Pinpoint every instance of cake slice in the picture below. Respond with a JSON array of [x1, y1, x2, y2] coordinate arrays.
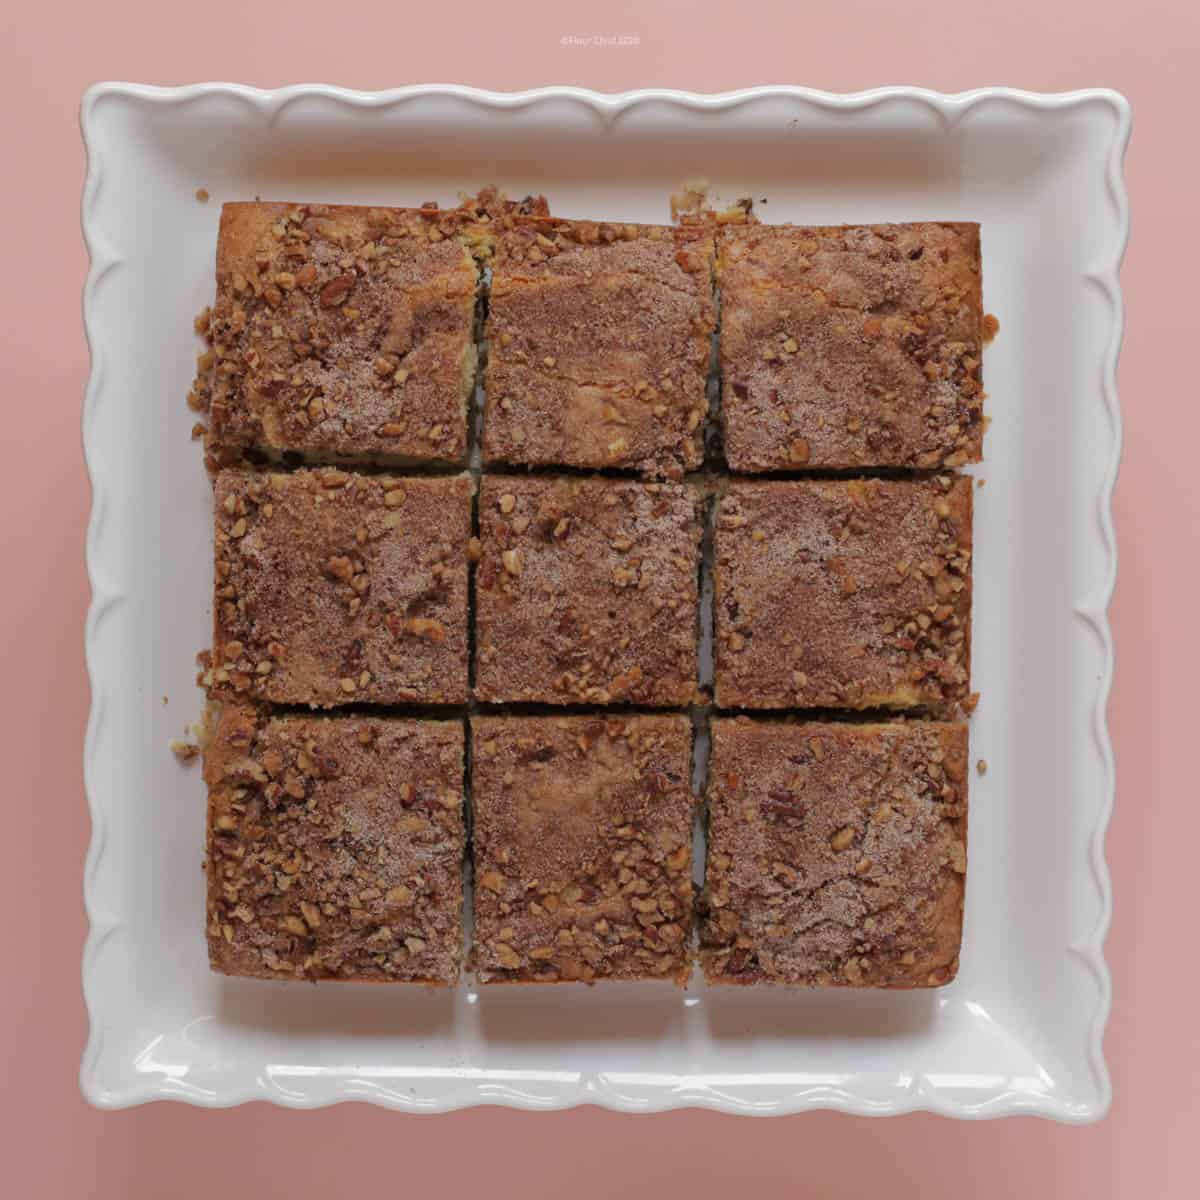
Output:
[[471, 715, 696, 983], [718, 222, 985, 471], [714, 476, 972, 712], [207, 202, 479, 465], [211, 468, 471, 707], [474, 475, 701, 706], [702, 718, 968, 987], [205, 703, 465, 983], [484, 216, 715, 478]]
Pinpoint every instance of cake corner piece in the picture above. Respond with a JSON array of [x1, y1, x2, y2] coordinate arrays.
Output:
[[717, 220, 984, 472], [205, 702, 466, 984], [208, 201, 479, 467], [701, 717, 967, 988]]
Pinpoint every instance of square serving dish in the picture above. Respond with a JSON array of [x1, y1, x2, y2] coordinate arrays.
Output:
[[80, 84, 1128, 1120]]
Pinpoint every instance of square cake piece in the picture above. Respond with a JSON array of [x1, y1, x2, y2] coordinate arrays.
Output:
[[475, 475, 701, 706], [701, 718, 968, 987], [718, 223, 984, 471], [211, 468, 471, 707], [207, 202, 478, 465], [471, 715, 695, 983], [484, 217, 715, 478], [205, 703, 465, 983], [714, 477, 972, 712]]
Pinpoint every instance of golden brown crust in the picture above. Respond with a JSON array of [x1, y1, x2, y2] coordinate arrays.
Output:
[[470, 715, 695, 983], [701, 718, 967, 987], [718, 223, 984, 471], [474, 475, 701, 706], [211, 468, 471, 707], [205, 703, 465, 983], [208, 202, 478, 465], [714, 477, 972, 712], [484, 217, 715, 478]]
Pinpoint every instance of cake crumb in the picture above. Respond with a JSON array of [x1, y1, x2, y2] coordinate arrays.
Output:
[[189, 702, 219, 752], [977, 478, 986, 489], [983, 313, 1000, 342], [195, 188, 210, 204], [170, 739, 200, 764], [670, 179, 710, 221], [670, 180, 754, 225], [977, 758, 988, 775]]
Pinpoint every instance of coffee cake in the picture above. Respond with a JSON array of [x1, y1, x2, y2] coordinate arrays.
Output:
[[484, 217, 715, 478], [474, 475, 701, 706], [718, 222, 984, 471], [211, 468, 471, 707], [701, 718, 967, 987], [205, 703, 465, 983], [471, 715, 695, 983], [207, 202, 479, 465], [714, 477, 972, 712]]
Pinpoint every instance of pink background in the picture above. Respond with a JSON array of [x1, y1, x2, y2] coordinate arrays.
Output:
[[2, 0, 1194, 1193]]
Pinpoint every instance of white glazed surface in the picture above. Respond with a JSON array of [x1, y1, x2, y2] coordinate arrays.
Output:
[[81, 84, 1128, 1119]]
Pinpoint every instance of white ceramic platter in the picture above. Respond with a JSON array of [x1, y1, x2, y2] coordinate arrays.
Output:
[[81, 84, 1128, 1120]]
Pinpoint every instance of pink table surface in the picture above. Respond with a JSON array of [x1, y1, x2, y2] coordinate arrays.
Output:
[[3, 1, 1194, 1194]]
